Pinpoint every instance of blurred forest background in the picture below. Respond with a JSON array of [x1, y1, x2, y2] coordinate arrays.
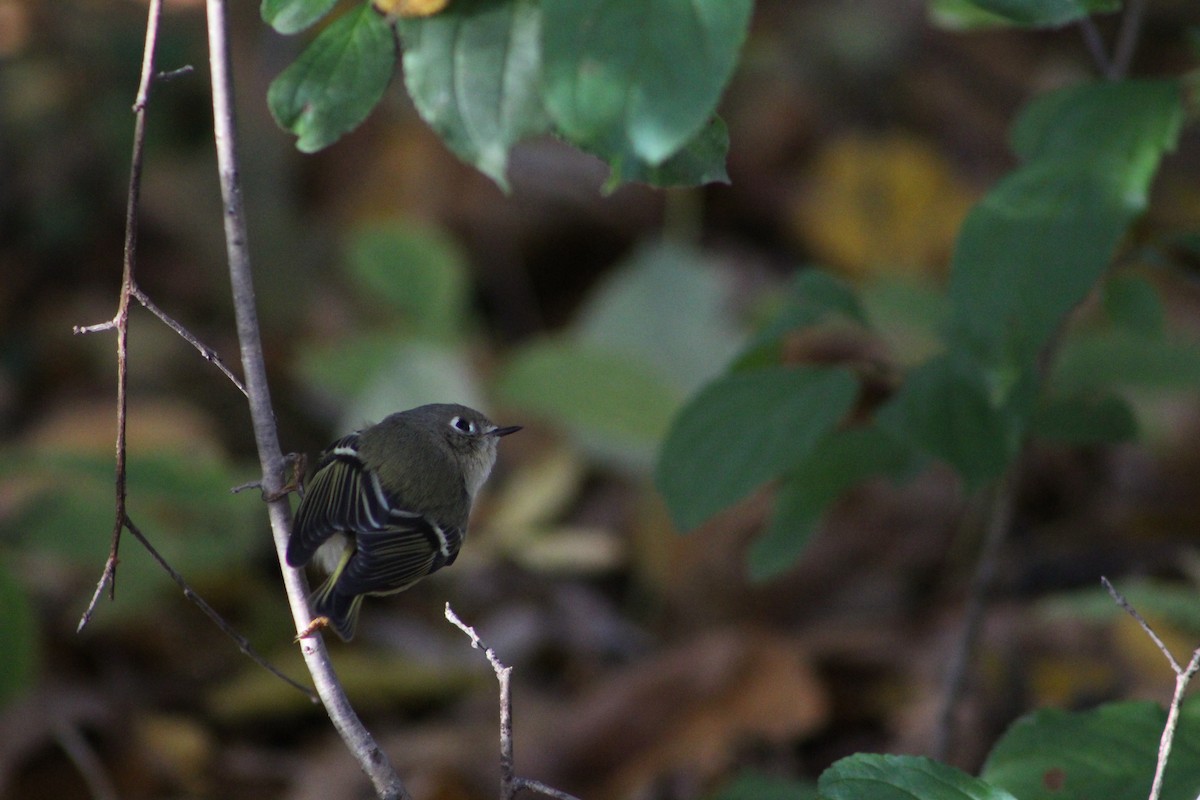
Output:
[[3, 0, 1200, 798]]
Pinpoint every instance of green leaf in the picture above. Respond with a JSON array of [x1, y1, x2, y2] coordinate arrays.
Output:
[[1031, 391, 1137, 444], [337, 341, 487, 432], [983, 701, 1200, 800], [5, 452, 264, 621], [262, 0, 339, 34], [345, 222, 469, 340], [928, 0, 1017, 29], [1040, 578, 1200, 634], [1050, 329, 1200, 394], [820, 754, 1017, 800], [398, 0, 548, 190], [495, 339, 682, 465], [573, 241, 744, 396], [876, 353, 1018, 486], [735, 270, 867, 370], [656, 366, 858, 532], [268, 5, 396, 152], [750, 427, 919, 580], [1104, 274, 1164, 335], [948, 80, 1182, 379], [859, 277, 949, 367], [930, 0, 1120, 28], [542, 0, 752, 166], [0, 563, 38, 706], [605, 116, 730, 191]]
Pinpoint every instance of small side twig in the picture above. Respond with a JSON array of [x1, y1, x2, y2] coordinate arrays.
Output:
[[76, 0, 165, 622], [1111, 0, 1146, 80], [445, 604, 583, 800], [122, 515, 317, 701], [1102, 577, 1200, 800], [1078, 16, 1114, 79], [131, 286, 248, 396], [53, 719, 120, 800]]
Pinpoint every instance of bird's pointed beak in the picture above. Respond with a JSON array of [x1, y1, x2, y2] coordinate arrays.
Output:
[[492, 425, 522, 437]]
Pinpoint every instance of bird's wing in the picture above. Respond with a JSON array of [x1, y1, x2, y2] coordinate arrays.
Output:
[[335, 519, 463, 597], [287, 433, 389, 567]]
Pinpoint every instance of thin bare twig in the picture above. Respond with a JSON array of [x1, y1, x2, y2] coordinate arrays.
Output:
[[933, 472, 1015, 762], [122, 516, 317, 701], [76, 0, 163, 627], [203, 2, 408, 797], [1101, 576, 1180, 672], [75, 0, 310, 706], [130, 285, 248, 396], [1102, 577, 1200, 800], [1111, 0, 1146, 80], [1078, 16, 1114, 79], [446, 604, 584, 800], [53, 719, 120, 800]]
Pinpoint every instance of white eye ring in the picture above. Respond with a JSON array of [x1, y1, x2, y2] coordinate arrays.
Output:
[[450, 416, 477, 434]]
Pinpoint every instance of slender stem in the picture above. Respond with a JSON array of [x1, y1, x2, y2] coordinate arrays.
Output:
[[122, 516, 316, 700], [933, 473, 1015, 761], [1103, 577, 1200, 800], [1078, 16, 1114, 79], [1111, 0, 1146, 80], [53, 720, 119, 800], [445, 604, 583, 800], [203, 2, 408, 797]]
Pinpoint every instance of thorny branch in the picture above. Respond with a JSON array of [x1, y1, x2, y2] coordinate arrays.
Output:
[[74, 0, 305, 697], [445, 605, 583, 800], [1103, 577, 1200, 800]]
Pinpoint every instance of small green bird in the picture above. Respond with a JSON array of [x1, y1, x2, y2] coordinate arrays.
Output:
[[287, 403, 520, 641]]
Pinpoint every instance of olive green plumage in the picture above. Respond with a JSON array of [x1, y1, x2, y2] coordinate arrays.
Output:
[[287, 403, 520, 641]]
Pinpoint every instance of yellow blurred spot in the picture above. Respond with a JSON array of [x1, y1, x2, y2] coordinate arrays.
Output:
[[374, 0, 450, 17], [790, 132, 977, 282]]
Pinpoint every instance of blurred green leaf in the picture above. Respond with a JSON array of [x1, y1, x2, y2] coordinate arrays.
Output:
[[605, 116, 730, 191], [821, 754, 1016, 800], [750, 427, 920, 581], [0, 562, 37, 707], [877, 353, 1019, 486], [928, 0, 1016, 28], [4, 452, 264, 620], [542, 0, 752, 166], [983, 701, 1200, 800], [1103, 274, 1164, 336], [859, 277, 949, 367], [574, 241, 743, 395], [495, 339, 681, 466], [1050, 329, 1200, 394], [398, 0, 548, 190], [337, 341, 487, 432], [710, 770, 819, 800], [1030, 391, 1137, 444], [297, 331, 412, 399], [346, 222, 470, 340], [1039, 578, 1200, 633], [948, 80, 1182, 379], [262, 0, 338, 34], [268, 4, 396, 152], [735, 269, 867, 370], [932, 0, 1119, 28], [656, 366, 858, 532]]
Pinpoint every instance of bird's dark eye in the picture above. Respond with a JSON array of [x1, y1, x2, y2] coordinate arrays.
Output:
[[450, 416, 476, 434]]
